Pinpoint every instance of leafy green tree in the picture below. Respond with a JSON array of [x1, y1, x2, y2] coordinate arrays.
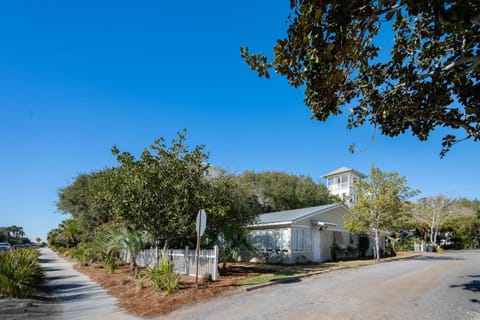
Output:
[[47, 219, 80, 249], [54, 131, 265, 251], [411, 195, 476, 244], [47, 228, 61, 248], [346, 166, 417, 261], [443, 213, 480, 249], [237, 171, 335, 213], [0, 226, 30, 244], [413, 195, 477, 245], [57, 170, 117, 243], [204, 174, 262, 246], [0, 228, 7, 242], [242, 0, 480, 156], [108, 130, 211, 247]]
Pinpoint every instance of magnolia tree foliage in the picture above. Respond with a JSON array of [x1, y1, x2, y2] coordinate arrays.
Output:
[[106, 130, 217, 247], [242, 0, 480, 156], [346, 166, 418, 261], [57, 170, 117, 243], [55, 131, 261, 249]]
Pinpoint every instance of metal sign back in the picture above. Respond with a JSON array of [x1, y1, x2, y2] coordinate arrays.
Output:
[[196, 209, 207, 236]]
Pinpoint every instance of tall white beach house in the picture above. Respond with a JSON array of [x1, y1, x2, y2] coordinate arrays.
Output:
[[322, 167, 367, 206]]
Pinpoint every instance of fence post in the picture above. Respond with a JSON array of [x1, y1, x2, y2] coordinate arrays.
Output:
[[185, 246, 190, 275], [212, 245, 219, 281]]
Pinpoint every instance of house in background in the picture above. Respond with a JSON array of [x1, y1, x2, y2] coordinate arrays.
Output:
[[243, 166, 386, 263], [245, 203, 354, 263], [322, 167, 367, 207]]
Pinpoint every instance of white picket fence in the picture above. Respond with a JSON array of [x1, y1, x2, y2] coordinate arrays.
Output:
[[122, 245, 219, 281], [414, 241, 426, 252]]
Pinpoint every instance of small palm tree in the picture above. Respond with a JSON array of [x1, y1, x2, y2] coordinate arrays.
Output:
[[107, 226, 150, 278], [58, 219, 79, 249], [218, 224, 253, 273]]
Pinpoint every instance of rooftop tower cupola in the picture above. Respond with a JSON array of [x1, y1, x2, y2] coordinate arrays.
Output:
[[322, 167, 367, 206]]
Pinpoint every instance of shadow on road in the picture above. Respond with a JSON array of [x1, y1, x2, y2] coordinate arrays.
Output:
[[42, 267, 64, 272], [449, 274, 480, 303], [44, 275, 78, 281], [47, 283, 88, 292], [450, 280, 480, 292], [411, 255, 464, 261], [58, 292, 100, 302], [272, 277, 302, 284]]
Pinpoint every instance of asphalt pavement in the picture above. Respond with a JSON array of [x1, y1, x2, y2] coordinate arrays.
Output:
[[4, 248, 479, 320], [160, 250, 480, 320]]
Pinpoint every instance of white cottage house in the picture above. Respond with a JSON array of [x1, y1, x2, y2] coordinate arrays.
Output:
[[246, 203, 355, 264]]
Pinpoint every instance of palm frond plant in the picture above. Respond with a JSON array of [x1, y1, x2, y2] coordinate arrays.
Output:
[[106, 226, 151, 277], [0, 249, 43, 298], [147, 247, 180, 294]]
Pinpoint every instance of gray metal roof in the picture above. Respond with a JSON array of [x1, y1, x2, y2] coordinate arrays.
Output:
[[252, 203, 344, 227], [321, 166, 367, 178]]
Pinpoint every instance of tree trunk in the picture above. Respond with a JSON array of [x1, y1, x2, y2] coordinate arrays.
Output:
[[374, 229, 380, 263], [430, 226, 435, 243], [131, 256, 138, 278]]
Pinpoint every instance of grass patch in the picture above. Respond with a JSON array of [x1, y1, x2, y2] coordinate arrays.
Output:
[[235, 253, 419, 286], [235, 264, 328, 286], [237, 274, 291, 285]]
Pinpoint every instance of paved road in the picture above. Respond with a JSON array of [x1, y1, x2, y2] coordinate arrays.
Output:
[[39, 247, 140, 320], [162, 250, 480, 320]]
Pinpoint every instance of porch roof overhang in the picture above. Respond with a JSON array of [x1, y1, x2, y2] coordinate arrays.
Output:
[[248, 221, 292, 230], [311, 220, 337, 228]]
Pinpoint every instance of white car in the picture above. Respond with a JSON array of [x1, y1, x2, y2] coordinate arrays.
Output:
[[0, 242, 12, 252]]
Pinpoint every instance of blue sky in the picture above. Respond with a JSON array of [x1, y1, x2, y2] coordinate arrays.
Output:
[[1, 1, 478, 241]]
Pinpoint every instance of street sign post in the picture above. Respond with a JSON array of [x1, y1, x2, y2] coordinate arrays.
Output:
[[195, 209, 207, 284]]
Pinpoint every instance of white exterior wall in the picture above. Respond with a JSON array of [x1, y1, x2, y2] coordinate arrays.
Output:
[[316, 207, 347, 229]]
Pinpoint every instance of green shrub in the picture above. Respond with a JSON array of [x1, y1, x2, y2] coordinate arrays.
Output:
[[69, 247, 90, 266], [147, 249, 180, 294], [0, 249, 43, 298], [106, 256, 119, 273]]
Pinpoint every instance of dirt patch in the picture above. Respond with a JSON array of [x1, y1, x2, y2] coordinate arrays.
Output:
[[73, 263, 259, 317]]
